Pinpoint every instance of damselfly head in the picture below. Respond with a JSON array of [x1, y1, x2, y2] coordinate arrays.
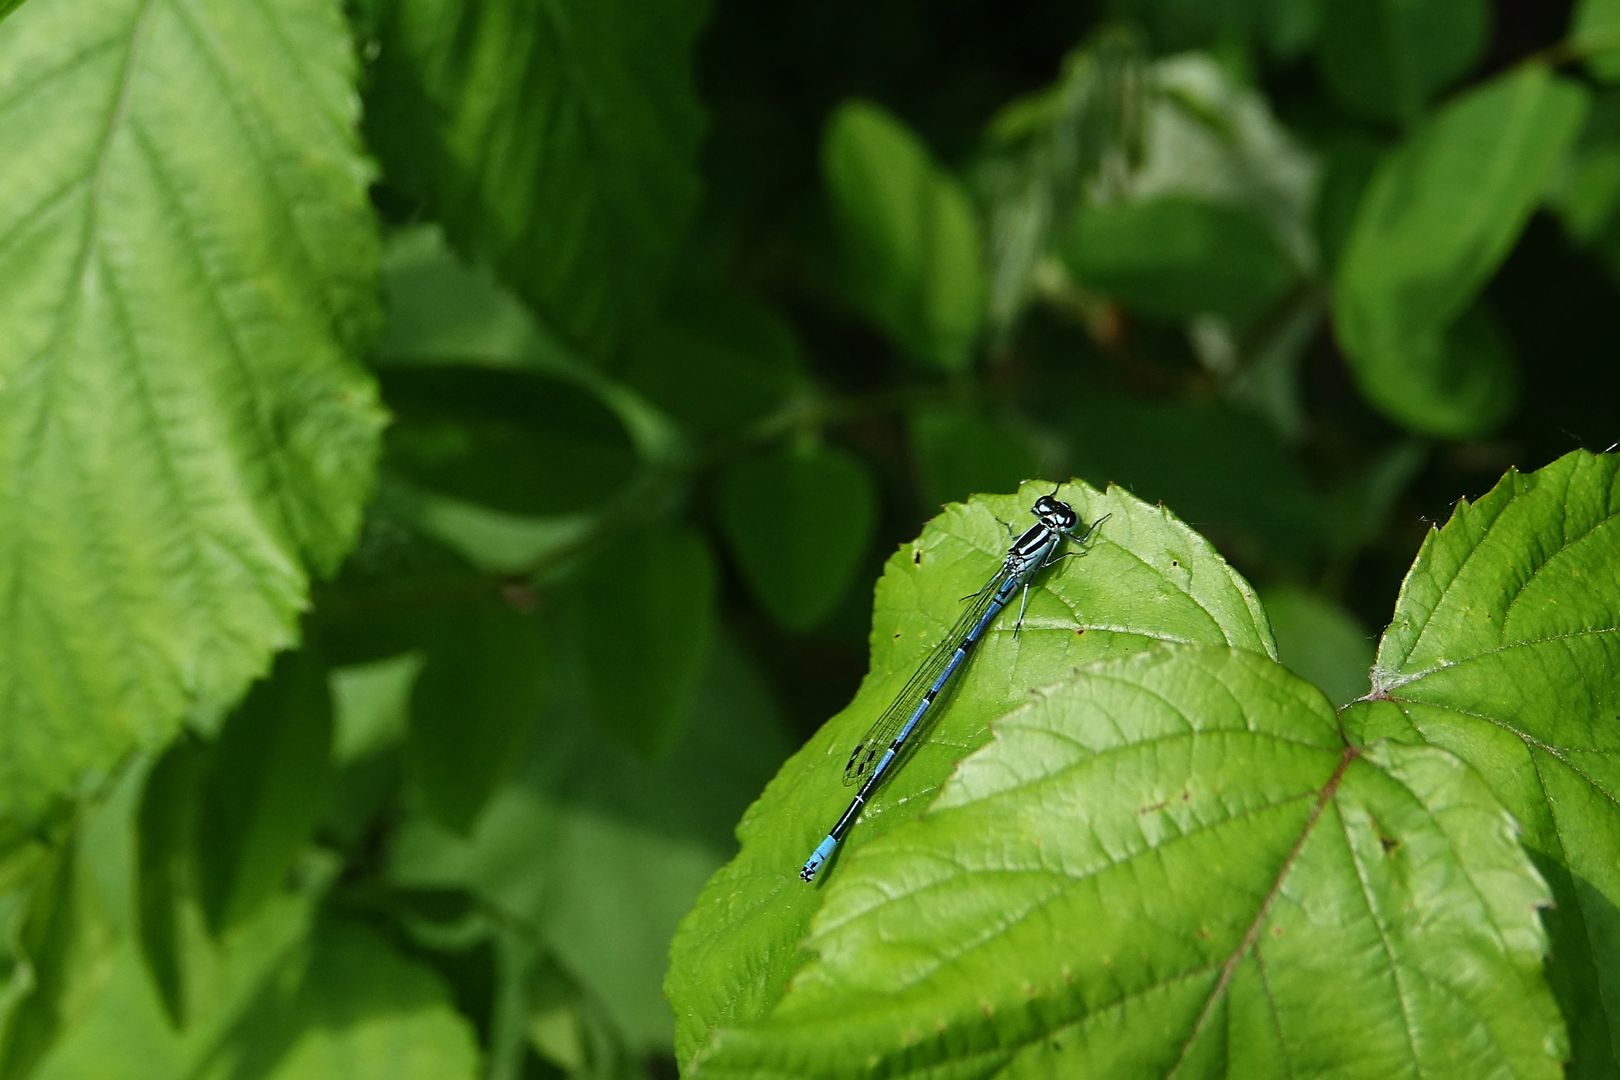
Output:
[[1032, 493, 1079, 533]]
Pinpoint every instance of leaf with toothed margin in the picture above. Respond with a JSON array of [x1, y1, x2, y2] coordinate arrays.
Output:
[[0, 0, 383, 844], [667, 478, 1279, 1065], [680, 645, 1563, 1078], [1345, 449, 1620, 1078]]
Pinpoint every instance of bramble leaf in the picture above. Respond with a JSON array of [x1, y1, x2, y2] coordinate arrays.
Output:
[[693, 648, 1560, 1078], [1347, 449, 1620, 1076], [668, 479, 1278, 1064]]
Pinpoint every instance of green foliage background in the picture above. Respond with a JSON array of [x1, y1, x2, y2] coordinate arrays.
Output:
[[0, 0, 1616, 1077]]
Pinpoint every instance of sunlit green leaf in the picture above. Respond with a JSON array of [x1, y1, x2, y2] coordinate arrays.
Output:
[[823, 101, 987, 370], [685, 645, 1561, 1078], [362, 0, 708, 354], [1346, 449, 1620, 1077], [717, 445, 876, 631], [1335, 66, 1587, 437], [0, 0, 384, 841], [668, 480, 1276, 1062]]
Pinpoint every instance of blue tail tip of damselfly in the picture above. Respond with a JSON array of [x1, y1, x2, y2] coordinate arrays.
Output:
[[800, 836, 839, 882]]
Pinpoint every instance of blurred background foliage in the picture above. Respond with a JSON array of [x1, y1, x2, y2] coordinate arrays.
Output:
[[1, 0, 1618, 1077]]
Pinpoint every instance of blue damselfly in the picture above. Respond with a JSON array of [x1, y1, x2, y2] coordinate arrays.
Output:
[[800, 491, 1099, 882]]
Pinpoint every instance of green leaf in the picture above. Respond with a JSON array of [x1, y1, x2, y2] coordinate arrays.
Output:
[[1069, 396, 1325, 566], [1259, 584, 1374, 707], [408, 600, 546, 832], [1342, 301, 1519, 439], [1345, 449, 1620, 1077], [822, 101, 987, 370], [0, 843, 71, 1080], [1124, 57, 1319, 274], [621, 281, 808, 437], [362, 0, 708, 355], [1063, 196, 1295, 322], [1574, 0, 1620, 82], [392, 634, 792, 1053], [686, 646, 1562, 1078], [716, 445, 876, 632], [196, 651, 334, 935], [907, 404, 1043, 513], [135, 746, 200, 1026], [978, 32, 1146, 340], [578, 526, 716, 758], [668, 480, 1276, 1062], [378, 224, 563, 367], [1316, 0, 1489, 124], [325, 653, 417, 850], [1549, 89, 1620, 244], [0, 0, 384, 840], [382, 364, 637, 517], [1334, 66, 1587, 437], [21, 904, 480, 1080], [223, 916, 481, 1079]]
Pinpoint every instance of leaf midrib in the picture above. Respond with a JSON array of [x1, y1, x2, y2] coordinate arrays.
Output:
[[1167, 745, 1357, 1076]]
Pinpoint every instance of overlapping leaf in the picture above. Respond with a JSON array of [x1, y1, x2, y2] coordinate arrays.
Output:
[[670, 456, 1620, 1077], [1346, 449, 1620, 1077], [693, 648, 1560, 1078]]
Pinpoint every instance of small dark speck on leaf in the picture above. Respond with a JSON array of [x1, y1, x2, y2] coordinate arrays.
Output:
[[1074, 626, 1087, 635], [1270, 926, 1285, 938], [913, 549, 922, 565], [1380, 836, 1400, 854], [1170, 559, 1179, 568]]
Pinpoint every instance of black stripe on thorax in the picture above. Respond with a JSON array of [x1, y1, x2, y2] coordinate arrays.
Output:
[[1012, 523, 1057, 559]]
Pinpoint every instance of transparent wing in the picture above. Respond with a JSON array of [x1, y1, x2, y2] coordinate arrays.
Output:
[[841, 566, 1010, 786]]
